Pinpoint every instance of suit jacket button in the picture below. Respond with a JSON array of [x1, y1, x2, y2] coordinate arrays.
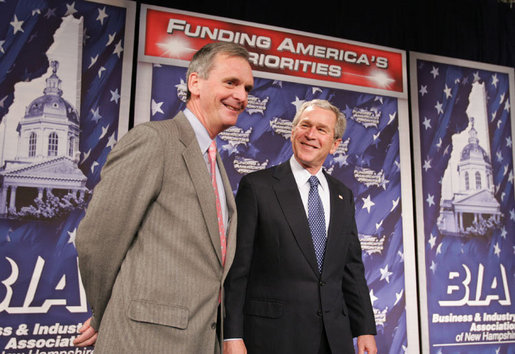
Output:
[[211, 322, 217, 329], [317, 310, 323, 317], [319, 281, 326, 286]]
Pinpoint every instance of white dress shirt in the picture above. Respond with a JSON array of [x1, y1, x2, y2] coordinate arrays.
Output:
[[184, 108, 228, 231]]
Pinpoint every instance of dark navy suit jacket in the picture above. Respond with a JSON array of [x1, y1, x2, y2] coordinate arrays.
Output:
[[224, 161, 376, 353]]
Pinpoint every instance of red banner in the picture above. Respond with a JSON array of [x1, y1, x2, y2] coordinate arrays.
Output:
[[141, 7, 405, 94]]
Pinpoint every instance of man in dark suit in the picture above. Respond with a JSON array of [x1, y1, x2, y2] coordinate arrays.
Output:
[[224, 99, 377, 354]]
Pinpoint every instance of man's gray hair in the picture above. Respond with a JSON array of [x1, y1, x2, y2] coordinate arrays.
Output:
[[186, 42, 250, 101], [291, 99, 347, 139]]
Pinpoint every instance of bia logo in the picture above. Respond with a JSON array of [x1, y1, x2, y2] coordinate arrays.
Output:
[[439, 263, 511, 307], [0, 256, 87, 314]]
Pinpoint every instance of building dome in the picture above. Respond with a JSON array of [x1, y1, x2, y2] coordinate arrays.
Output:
[[23, 61, 79, 124], [460, 118, 490, 164], [25, 94, 79, 123], [460, 142, 490, 162]]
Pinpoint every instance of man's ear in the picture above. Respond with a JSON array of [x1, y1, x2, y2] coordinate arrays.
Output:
[[330, 138, 342, 154], [188, 72, 201, 96]]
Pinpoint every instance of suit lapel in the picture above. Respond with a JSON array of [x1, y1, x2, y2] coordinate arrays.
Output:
[[323, 174, 350, 275], [175, 113, 224, 266], [218, 152, 237, 275], [273, 162, 320, 277]]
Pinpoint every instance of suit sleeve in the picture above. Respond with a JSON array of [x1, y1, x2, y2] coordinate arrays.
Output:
[[76, 124, 165, 330], [223, 175, 258, 339], [341, 191, 377, 337]]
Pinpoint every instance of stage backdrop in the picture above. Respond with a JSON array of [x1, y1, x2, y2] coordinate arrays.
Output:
[[0, 0, 135, 353], [135, 5, 418, 353], [410, 52, 515, 353]]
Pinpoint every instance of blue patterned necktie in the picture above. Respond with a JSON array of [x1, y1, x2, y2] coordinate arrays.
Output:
[[308, 176, 327, 273]]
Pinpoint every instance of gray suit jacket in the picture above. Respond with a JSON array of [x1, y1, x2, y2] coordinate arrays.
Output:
[[76, 112, 237, 353]]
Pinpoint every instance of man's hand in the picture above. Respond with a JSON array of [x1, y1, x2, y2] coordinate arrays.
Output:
[[357, 334, 377, 354], [223, 339, 247, 354], [73, 317, 98, 347]]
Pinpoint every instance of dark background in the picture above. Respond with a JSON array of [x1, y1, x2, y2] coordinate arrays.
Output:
[[136, 0, 514, 68]]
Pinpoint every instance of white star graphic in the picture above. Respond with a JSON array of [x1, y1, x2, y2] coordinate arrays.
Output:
[[90, 161, 99, 173], [10, 15, 24, 34], [394, 289, 404, 306], [369, 289, 378, 305], [397, 250, 404, 262], [430, 260, 437, 273], [443, 84, 452, 99], [113, 40, 123, 58], [422, 117, 431, 130], [435, 101, 443, 114], [428, 233, 436, 249], [106, 32, 116, 46], [151, 99, 164, 116], [496, 151, 503, 162], [388, 112, 396, 125], [362, 195, 375, 213], [493, 242, 501, 257], [99, 125, 109, 139], [106, 133, 117, 149], [97, 6, 108, 25], [291, 96, 305, 111], [91, 107, 102, 123], [88, 54, 98, 69], [65, 2, 78, 16], [491, 74, 499, 88], [110, 88, 120, 104], [391, 197, 399, 212], [380, 264, 393, 283], [423, 159, 431, 172], [67, 228, 77, 246], [97, 66, 106, 78], [430, 66, 439, 78], [81, 149, 91, 164], [426, 194, 435, 207], [419, 85, 428, 96]]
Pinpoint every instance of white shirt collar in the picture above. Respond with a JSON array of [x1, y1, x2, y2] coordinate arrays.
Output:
[[289, 156, 328, 192]]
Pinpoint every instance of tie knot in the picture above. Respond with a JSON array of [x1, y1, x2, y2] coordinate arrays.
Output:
[[308, 175, 319, 188], [208, 140, 217, 161]]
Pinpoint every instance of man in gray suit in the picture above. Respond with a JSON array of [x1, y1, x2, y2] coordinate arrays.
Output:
[[73, 42, 254, 353]]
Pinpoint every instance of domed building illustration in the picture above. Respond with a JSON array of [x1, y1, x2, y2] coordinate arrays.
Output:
[[0, 61, 88, 218], [437, 118, 502, 236]]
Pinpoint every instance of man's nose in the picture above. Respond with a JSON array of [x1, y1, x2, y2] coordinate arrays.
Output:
[[233, 85, 248, 101], [305, 126, 317, 138]]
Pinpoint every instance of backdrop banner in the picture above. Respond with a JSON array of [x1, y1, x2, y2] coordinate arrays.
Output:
[[410, 52, 515, 353], [136, 5, 418, 353], [0, 0, 135, 353]]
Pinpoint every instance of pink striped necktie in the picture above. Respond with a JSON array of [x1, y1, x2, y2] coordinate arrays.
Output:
[[208, 140, 227, 266]]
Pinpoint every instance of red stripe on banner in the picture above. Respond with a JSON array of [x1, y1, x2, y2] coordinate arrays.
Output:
[[143, 8, 404, 93]]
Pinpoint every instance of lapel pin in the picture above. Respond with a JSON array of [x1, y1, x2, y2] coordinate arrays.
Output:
[[338, 194, 343, 199]]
